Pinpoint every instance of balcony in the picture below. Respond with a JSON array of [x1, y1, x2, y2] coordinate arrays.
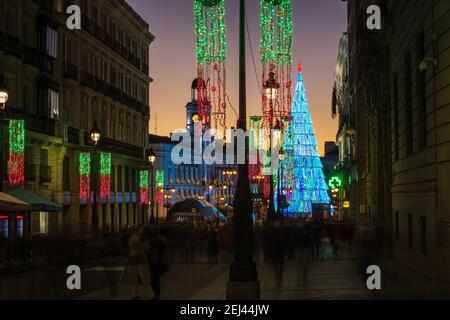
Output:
[[80, 71, 149, 116], [63, 62, 78, 81], [40, 165, 52, 183], [81, 17, 144, 74], [7, 109, 56, 137], [142, 63, 149, 76], [0, 32, 53, 73], [83, 132, 143, 159], [68, 126, 80, 145]]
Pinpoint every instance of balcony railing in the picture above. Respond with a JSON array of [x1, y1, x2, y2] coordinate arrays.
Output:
[[68, 126, 80, 145], [80, 71, 149, 116], [0, 32, 53, 73], [83, 132, 143, 159], [63, 62, 78, 81], [81, 16, 143, 74]]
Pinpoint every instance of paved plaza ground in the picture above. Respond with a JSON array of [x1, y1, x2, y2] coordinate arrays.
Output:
[[1, 239, 449, 300]]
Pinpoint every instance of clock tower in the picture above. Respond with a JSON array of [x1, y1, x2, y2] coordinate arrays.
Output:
[[186, 78, 211, 136]]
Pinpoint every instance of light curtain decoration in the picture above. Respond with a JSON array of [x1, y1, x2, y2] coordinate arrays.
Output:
[[79, 153, 91, 202], [194, 0, 228, 131], [260, 0, 293, 127], [139, 170, 149, 205], [100, 153, 112, 202], [8, 120, 25, 188]]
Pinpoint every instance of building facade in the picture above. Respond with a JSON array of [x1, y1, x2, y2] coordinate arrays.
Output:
[[387, 0, 450, 281], [336, 0, 450, 281], [149, 80, 237, 221], [0, 0, 154, 237]]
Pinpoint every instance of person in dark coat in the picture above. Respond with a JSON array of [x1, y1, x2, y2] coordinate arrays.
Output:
[[147, 229, 167, 300]]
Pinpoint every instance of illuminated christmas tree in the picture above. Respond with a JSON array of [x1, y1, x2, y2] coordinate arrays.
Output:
[[283, 65, 330, 215]]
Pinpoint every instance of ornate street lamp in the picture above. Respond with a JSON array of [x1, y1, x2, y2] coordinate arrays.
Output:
[[0, 78, 8, 193], [90, 121, 101, 146], [265, 65, 280, 100], [0, 78, 9, 110]]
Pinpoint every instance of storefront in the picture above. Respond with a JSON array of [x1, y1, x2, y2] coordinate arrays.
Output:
[[0, 192, 32, 240], [8, 190, 62, 237]]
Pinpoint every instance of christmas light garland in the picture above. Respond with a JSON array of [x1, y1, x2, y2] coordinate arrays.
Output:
[[156, 171, 164, 188], [194, 0, 228, 131], [260, 0, 293, 128], [139, 170, 149, 205], [8, 120, 25, 188], [100, 153, 112, 202], [80, 153, 91, 202]]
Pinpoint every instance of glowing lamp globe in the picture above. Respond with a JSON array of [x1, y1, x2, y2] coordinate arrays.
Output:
[[148, 148, 156, 165], [0, 81, 9, 109], [90, 121, 101, 145]]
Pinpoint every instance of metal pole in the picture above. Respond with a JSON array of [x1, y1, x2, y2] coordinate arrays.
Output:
[[150, 164, 155, 224], [277, 162, 281, 217], [227, 0, 259, 299], [92, 149, 98, 233]]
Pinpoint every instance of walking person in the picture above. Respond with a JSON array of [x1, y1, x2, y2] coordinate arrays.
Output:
[[147, 228, 168, 300], [122, 227, 151, 300], [207, 227, 219, 266]]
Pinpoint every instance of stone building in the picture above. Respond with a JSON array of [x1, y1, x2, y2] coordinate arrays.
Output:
[[386, 0, 450, 281], [0, 0, 154, 237], [336, 0, 450, 281]]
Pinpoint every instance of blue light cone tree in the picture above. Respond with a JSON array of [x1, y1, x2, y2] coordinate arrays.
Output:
[[282, 65, 330, 215]]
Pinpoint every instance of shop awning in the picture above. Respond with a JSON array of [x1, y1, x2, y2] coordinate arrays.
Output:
[[0, 192, 32, 212], [8, 190, 63, 212]]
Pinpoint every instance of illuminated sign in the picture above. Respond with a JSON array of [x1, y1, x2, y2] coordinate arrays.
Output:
[[328, 176, 343, 190], [343, 201, 350, 208]]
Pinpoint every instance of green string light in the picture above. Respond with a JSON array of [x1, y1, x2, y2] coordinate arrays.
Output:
[[80, 153, 91, 175], [140, 171, 149, 189], [194, 0, 227, 63], [156, 171, 164, 188], [260, 0, 293, 64], [100, 153, 112, 175]]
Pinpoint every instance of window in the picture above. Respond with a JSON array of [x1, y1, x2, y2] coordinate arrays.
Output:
[[408, 214, 413, 248], [393, 73, 399, 161], [395, 211, 399, 241], [0, 216, 8, 239], [404, 51, 413, 156], [420, 217, 427, 254], [63, 157, 70, 191], [416, 31, 427, 150], [125, 167, 130, 192], [32, 212, 48, 236], [48, 89, 59, 119], [46, 26, 58, 59], [16, 216, 24, 238], [118, 166, 123, 192]]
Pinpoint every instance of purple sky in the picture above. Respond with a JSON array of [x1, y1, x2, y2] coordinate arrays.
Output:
[[127, 0, 347, 155]]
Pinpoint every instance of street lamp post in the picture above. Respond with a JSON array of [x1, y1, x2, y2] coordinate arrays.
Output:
[[277, 148, 285, 218], [227, 0, 260, 300], [148, 148, 156, 225], [0, 78, 9, 193], [89, 121, 101, 234]]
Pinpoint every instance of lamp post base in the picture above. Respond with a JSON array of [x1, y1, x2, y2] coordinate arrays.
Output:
[[226, 281, 261, 300], [227, 262, 260, 300]]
